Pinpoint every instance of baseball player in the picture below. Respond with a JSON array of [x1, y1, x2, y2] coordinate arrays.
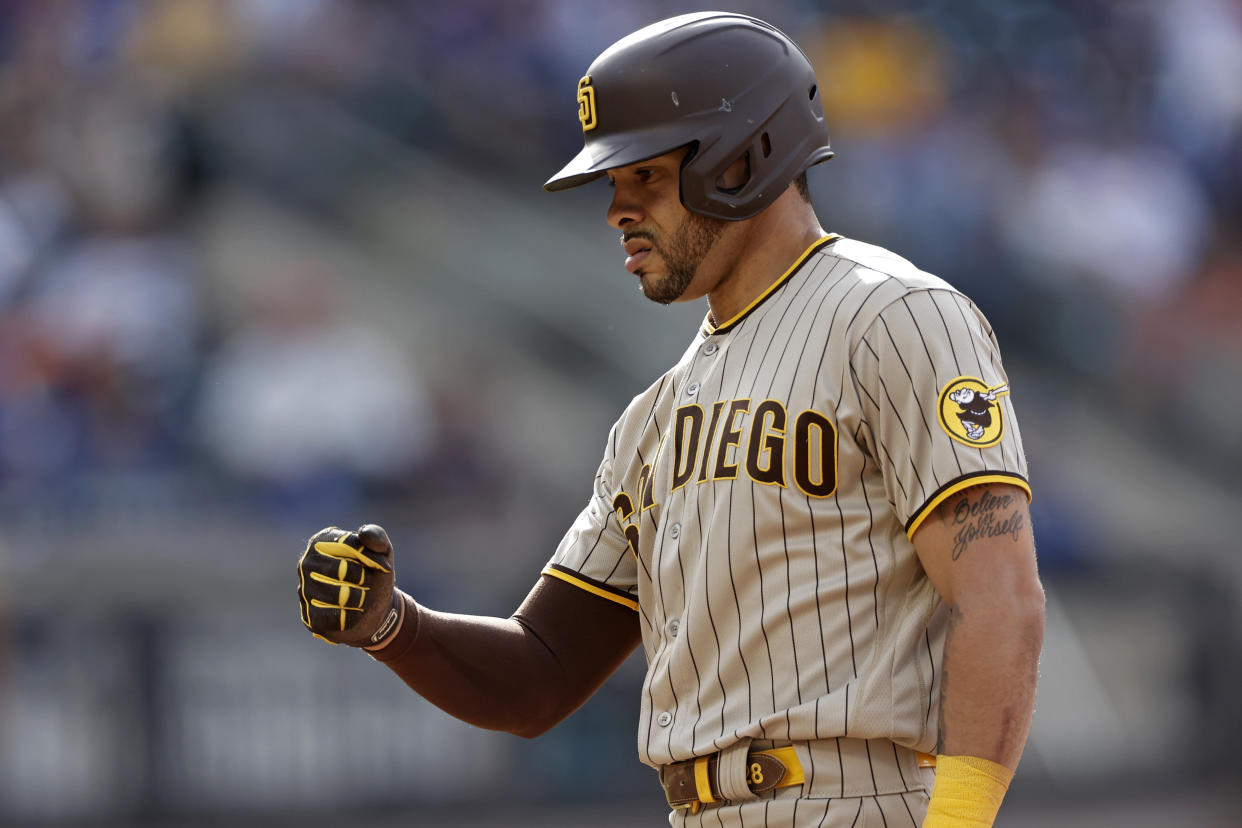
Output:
[[297, 12, 1044, 827]]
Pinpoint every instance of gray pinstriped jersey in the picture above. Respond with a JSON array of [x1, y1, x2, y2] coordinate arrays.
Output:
[[544, 235, 1030, 770]]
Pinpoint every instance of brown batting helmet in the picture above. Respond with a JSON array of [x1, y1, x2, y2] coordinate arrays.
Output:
[[544, 11, 833, 221]]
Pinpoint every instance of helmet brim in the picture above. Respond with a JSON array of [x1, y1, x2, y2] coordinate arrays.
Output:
[[543, 124, 701, 192], [542, 145, 609, 192]]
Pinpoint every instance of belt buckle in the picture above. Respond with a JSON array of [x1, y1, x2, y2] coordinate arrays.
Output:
[[663, 756, 711, 815], [665, 790, 702, 815]]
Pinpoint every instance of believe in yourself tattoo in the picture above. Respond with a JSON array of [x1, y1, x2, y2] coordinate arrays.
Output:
[[946, 488, 1024, 560]]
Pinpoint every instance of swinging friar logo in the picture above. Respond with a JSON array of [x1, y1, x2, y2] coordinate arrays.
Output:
[[937, 376, 1010, 447]]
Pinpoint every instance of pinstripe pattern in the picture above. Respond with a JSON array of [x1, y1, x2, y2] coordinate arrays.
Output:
[[546, 237, 1029, 807], [670, 784, 931, 828]]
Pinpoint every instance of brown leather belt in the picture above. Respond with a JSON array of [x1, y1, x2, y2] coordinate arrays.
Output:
[[660, 746, 804, 813], [660, 747, 937, 813]]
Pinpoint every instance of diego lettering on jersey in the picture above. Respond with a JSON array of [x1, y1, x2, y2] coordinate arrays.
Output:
[[670, 398, 838, 498]]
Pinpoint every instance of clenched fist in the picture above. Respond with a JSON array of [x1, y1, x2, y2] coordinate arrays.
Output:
[[297, 524, 403, 647]]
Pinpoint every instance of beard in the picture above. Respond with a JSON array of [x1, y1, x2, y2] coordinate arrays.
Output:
[[633, 210, 727, 305]]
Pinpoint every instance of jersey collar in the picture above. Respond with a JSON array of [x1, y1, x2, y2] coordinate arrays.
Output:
[[699, 234, 840, 338]]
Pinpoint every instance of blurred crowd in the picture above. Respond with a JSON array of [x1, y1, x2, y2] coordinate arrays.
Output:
[[1, 2, 1240, 823], [0, 0, 1239, 515]]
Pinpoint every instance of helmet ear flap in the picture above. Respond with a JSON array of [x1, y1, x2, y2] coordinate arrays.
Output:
[[681, 128, 775, 218], [679, 82, 833, 220], [715, 151, 752, 195]]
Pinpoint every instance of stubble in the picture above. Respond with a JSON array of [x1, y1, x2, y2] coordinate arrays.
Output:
[[634, 210, 727, 305]]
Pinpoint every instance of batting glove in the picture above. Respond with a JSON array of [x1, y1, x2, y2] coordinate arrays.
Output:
[[297, 524, 403, 647]]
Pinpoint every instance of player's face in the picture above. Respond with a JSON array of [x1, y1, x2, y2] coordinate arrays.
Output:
[[605, 150, 728, 305]]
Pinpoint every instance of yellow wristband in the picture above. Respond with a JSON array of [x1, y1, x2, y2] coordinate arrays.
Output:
[[921, 754, 1014, 828]]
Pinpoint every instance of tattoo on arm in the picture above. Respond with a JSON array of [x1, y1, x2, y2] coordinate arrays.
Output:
[[942, 488, 1025, 561], [936, 605, 961, 754], [936, 667, 948, 753]]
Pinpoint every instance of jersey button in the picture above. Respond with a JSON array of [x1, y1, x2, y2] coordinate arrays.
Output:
[[669, 523, 681, 539], [703, 342, 718, 355], [686, 383, 700, 397], [666, 618, 680, 637], [656, 712, 673, 727]]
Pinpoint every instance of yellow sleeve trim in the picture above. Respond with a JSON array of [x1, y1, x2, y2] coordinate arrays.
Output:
[[541, 566, 639, 612], [906, 473, 1032, 541]]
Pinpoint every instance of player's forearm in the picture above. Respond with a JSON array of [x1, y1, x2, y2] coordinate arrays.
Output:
[[368, 576, 641, 739], [369, 593, 568, 738], [937, 585, 1044, 770], [911, 484, 1045, 771]]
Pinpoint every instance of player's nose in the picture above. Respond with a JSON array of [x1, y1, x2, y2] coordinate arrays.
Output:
[[606, 186, 643, 229]]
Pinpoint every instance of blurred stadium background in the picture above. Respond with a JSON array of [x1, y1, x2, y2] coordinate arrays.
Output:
[[0, 1, 1240, 826]]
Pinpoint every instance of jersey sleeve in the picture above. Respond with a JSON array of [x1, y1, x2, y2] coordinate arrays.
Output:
[[542, 429, 640, 612], [848, 288, 1031, 540]]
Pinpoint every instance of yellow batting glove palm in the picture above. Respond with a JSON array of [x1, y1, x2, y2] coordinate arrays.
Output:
[[297, 524, 402, 647]]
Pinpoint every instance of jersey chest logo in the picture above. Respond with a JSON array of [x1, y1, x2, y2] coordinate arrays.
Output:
[[937, 376, 1009, 447], [609, 399, 838, 559], [670, 398, 838, 498]]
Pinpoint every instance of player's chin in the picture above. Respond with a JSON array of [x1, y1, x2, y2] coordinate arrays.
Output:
[[637, 272, 680, 305]]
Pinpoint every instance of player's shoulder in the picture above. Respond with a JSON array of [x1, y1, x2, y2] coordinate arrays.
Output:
[[815, 237, 974, 331], [818, 237, 1009, 368], [821, 237, 957, 296]]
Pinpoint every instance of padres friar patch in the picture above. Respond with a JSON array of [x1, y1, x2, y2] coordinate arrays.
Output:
[[937, 376, 1009, 447]]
